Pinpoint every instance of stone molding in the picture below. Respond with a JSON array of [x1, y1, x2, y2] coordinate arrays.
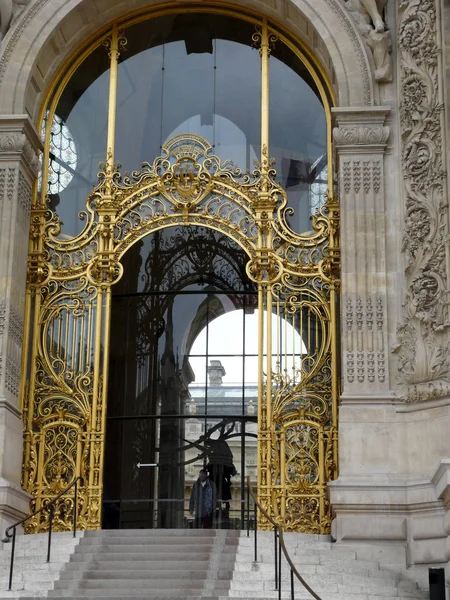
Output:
[[394, 0, 450, 403], [333, 125, 389, 147], [0, 115, 40, 175], [333, 106, 390, 151], [329, 475, 444, 512], [0, 115, 40, 179], [432, 459, 450, 508]]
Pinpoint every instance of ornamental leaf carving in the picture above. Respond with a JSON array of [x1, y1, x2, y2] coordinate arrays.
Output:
[[395, 0, 450, 402], [333, 125, 390, 146]]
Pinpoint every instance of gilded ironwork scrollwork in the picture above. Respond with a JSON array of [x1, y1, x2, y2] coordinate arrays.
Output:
[[22, 14, 339, 534]]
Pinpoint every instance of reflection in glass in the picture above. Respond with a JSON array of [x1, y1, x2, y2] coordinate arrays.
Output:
[[270, 42, 327, 234], [114, 14, 260, 172], [103, 226, 258, 529], [47, 44, 110, 238], [40, 113, 78, 195]]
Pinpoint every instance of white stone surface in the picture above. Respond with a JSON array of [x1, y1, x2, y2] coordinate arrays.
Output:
[[230, 532, 428, 599], [0, 531, 82, 598]]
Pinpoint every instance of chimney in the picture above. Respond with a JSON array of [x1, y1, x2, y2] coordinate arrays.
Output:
[[207, 360, 226, 385]]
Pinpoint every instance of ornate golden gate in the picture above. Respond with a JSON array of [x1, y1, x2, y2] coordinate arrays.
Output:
[[21, 14, 339, 533]]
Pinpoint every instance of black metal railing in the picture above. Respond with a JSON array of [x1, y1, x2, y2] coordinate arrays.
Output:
[[247, 476, 323, 600], [2, 476, 81, 591]]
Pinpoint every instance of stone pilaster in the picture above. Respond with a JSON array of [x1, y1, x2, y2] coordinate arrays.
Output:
[[333, 106, 391, 399], [0, 115, 40, 530]]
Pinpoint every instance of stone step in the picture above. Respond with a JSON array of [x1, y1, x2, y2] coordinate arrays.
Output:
[[238, 552, 380, 571], [58, 570, 234, 581], [43, 593, 427, 600], [84, 530, 222, 537], [2, 597, 428, 600], [69, 552, 236, 564], [73, 543, 237, 554], [76, 537, 232, 546], [53, 579, 232, 590], [229, 578, 417, 594], [232, 564, 399, 582], [64, 554, 234, 572]]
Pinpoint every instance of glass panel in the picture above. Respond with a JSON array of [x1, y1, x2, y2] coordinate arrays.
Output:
[[103, 416, 254, 529], [115, 14, 260, 171], [48, 44, 110, 238], [104, 225, 258, 528], [270, 41, 327, 235]]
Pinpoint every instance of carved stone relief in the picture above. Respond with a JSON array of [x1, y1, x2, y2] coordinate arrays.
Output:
[[0, 297, 5, 336], [18, 170, 31, 217], [345, 293, 386, 386], [5, 355, 20, 396], [0, 131, 39, 174], [0, 0, 31, 44], [8, 304, 23, 347], [395, 0, 449, 403], [344, 0, 392, 82]]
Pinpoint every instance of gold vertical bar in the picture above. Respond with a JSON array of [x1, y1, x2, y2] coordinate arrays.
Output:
[[284, 303, 287, 374], [64, 309, 69, 364], [280, 429, 286, 520], [98, 287, 113, 525], [27, 293, 41, 435], [300, 305, 303, 378], [87, 22, 121, 525], [86, 301, 93, 373], [105, 22, 120, 191], [318, 428, 325, 532], [257, 283, 264, 463], [71, 314, 77, 373], [260, 18, 269, 177], [79, 311, 85, 374], [276, 297, 280, 374], [89, 289, 103, 492], [330, 286, 339, 431], [266, 290, 273, 424], [19, 289, 32, 413]]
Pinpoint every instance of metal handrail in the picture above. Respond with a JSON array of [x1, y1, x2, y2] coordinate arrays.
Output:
[[247, 476, 323, 600], [2, 476, 81, 591]]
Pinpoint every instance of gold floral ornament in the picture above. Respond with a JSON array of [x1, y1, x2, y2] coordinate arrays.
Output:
[[22, 15, 339, 535]]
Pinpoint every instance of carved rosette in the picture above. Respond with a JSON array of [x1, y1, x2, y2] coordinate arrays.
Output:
[[395, 0, 450, 402]]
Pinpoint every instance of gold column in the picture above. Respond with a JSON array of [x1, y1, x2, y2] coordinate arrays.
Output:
[[88, 23, 125, 526], [255, 18, 276, 523]]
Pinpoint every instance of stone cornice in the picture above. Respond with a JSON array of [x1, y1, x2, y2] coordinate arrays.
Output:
[[332, 106, 391, 151], [431, 459, 450, 508], [0, 114, 41, 175]]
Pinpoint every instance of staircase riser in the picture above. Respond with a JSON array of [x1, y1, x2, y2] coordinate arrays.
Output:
[[0, 530, 427, 600]]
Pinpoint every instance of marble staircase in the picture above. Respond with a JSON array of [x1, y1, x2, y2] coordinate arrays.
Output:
[[0, 529, 428, 600]]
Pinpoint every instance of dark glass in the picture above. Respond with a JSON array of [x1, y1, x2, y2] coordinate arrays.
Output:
[[48, 44, 110, 238], [103, 226, 258, 528], [270, 42, 327, 234], [114, 14, 260, 172]]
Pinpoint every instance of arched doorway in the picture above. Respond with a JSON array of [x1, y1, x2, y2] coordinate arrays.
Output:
[[103, 225, 259, 529], [22, 6, 340, 534]]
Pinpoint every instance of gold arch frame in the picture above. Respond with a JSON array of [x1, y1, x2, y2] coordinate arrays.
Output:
[[22, 8, 340, 533]]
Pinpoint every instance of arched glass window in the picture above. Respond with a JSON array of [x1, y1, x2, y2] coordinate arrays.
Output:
[[41, 11, 329, 239]]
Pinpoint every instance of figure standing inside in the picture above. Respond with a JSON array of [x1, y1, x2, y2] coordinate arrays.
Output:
[[189, 468, 217, 529]]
